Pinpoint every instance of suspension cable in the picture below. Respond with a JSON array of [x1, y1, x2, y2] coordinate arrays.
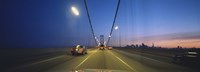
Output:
[[106, 0, 121, 46], [84, 0, 98, 46]]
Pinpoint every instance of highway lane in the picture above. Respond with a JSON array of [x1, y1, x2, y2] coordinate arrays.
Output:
[[5, 48, 198, 72], [111, 49, 196, 72]]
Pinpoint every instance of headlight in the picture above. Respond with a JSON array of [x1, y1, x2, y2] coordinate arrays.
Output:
[[76, 49, 78, 51]]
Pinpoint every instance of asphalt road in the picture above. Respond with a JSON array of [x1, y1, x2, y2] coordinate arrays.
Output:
[[5, 48, 198, 72]]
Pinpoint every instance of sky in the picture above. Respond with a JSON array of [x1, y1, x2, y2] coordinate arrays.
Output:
[[1, 0, 200, 48]]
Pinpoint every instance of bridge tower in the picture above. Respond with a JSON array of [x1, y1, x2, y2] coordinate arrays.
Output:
[[100, 35, 104, 46]]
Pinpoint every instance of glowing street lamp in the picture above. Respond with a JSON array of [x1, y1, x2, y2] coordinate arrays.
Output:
[[115, 26, 118, 30], [109, 35, 111, 37], [71, 6, 79, 16], [95, 36, 97, 39]]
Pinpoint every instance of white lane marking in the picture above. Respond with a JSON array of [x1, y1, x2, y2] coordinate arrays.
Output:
[[17, 55, 68, 68], [108, 50, 137, 72], [75, 49, 98, 69], [115, 49, 163, 63]]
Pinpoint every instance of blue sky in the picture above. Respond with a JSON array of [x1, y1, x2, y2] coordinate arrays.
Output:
[[1, 0, 200, 48]]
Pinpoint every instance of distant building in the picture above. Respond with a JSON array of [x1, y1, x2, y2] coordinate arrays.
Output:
[[152, 43, 154, 48]]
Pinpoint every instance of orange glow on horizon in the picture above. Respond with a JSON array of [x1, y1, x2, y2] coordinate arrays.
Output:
[[131, 39, 200, 48]]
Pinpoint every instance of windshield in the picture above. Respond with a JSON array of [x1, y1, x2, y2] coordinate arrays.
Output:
[[1, 0, 200, 72]]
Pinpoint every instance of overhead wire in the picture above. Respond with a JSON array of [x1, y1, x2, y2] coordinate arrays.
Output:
[[106, 0, 121, 46], [84, 0, 98, 46]]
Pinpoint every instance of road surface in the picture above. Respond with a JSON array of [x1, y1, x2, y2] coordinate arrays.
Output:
[[5, 48, 198, 72]]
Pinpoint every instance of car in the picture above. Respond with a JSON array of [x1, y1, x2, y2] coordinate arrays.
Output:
[[99, 45, 105, 50], [70, 45, 87, 55], [173, 51, 200, 64], [107, 46, 112, 50]]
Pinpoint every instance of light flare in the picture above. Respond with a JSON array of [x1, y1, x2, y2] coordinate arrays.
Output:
[[71, 6, 79, 16]]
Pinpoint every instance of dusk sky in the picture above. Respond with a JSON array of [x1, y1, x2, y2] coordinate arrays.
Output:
[[1, 0, 200, 48]]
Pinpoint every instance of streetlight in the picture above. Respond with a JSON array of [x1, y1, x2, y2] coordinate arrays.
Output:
[[71, 6, 79, 16], [95, 36, 97, 39], [109, 35, 111, 37], [115, 26, 118, 30]]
